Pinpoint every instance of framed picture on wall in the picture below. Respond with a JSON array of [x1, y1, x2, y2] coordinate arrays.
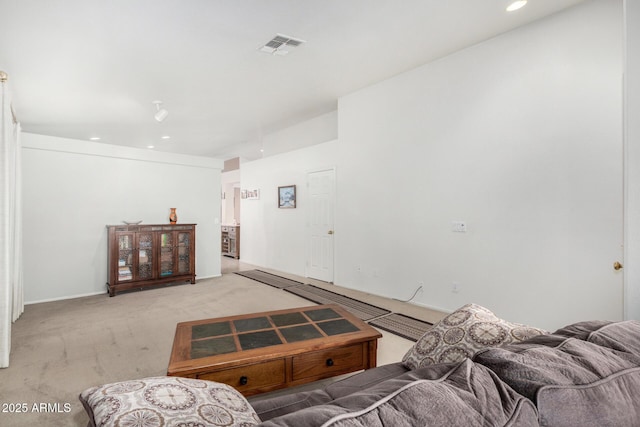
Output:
[[278, 185, 296, 208], [241, 189, 260, 200]]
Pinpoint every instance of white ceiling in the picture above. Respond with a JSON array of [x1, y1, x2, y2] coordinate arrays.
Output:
[[0, 0, 585, 160]]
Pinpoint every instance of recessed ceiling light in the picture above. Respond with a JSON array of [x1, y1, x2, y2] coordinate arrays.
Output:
[[89, 137, 100, 141], [147, 145, 155, 149], [506, 0, 527, 12], [161, 135, 171, 140]]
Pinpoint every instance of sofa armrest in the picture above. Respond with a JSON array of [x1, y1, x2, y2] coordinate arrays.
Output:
[[250, 388, 333, 422], [249, 362, 410, 422], [323, 362, 409, 400]]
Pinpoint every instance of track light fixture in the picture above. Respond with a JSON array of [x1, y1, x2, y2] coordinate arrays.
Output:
[[152, 100, 168, 122]]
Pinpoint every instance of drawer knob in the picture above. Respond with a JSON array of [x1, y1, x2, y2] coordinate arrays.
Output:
[[326, 358, 334, 367], [239, 376, 248, 385]]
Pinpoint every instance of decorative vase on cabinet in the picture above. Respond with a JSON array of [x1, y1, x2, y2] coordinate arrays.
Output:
[[106, 223, 196, 296], [169, 208, 178, 224]]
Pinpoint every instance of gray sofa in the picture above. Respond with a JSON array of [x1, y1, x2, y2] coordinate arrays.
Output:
[[80, 304, 640, 426], [250, 319, 640, 426]]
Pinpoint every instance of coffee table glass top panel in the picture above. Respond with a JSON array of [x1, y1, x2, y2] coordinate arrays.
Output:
[[189, 307, 358, 359]]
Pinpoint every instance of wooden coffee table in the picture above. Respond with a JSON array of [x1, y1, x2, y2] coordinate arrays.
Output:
[[167, 304, 382, 396]]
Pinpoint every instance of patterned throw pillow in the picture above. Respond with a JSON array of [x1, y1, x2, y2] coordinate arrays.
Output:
[[79, 376, 260, 427], [402, 303, 546, 369]]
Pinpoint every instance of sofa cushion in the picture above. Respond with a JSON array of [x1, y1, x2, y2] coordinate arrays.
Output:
[[79, 376, 259, 427], [474, 336, 640, 402], [536, 367, 640, 427], [552, 320, 614, 340], [474, 321, 640, 427], [402, 303, 546, 369], [585, 320, 640, 357], [259, 359, 539, 427]]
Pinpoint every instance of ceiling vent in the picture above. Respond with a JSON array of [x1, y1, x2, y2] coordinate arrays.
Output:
[[259, 33, 306, 56]]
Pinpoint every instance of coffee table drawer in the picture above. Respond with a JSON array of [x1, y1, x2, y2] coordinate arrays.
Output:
[[197, 359, 285, 392], [292, 344, 364, 380]]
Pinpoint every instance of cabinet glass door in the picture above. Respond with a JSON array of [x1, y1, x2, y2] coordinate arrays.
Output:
[[137, 232, 154, 280], [221, 231, 229, 254], [160, 232, 174, 277], [229, 238, 237, 256], [177, 231, 191, 274], [117, 233, 134, 282]]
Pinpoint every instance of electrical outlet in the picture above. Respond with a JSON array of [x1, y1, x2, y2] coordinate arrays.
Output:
[[452, 281, 460, 293]]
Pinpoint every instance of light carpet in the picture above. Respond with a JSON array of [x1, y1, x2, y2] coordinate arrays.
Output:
[[0, 270, 431, 426]]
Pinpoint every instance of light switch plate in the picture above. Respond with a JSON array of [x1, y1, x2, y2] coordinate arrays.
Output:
[[452, 221, 467, 232]]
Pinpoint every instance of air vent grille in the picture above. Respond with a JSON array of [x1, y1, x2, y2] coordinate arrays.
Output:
[[260, 33, 306, 55]]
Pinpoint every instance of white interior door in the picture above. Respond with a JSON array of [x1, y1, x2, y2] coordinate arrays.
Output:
[[307, 168, 335, 282]]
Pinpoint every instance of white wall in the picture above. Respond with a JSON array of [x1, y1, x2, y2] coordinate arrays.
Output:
[[625, 0, 640, 320], [262, 111, 338, 158], [22, 133, 223, 303], [336, 0, 623, 330], [221, 168, 240, 225], [240, 140, 337, 275], [216, 0, 628, 330]]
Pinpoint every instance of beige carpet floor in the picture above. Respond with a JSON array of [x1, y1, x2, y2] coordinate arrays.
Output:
[[0, 259, 444, 426]]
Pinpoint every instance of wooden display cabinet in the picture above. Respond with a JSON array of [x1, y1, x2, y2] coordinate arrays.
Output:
[[106, 224, 196, 296]]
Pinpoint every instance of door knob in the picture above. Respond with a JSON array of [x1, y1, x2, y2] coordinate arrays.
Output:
[[328, 230, 334, 235], [614, 261, 623, 271]]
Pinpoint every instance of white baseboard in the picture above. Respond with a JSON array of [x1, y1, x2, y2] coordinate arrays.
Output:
[[409, 300, 453, 315], [25, 291, 106, 305], [196, 274, 222, 280], [25, 277, 224, 305]]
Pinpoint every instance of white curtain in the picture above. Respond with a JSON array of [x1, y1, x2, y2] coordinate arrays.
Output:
[[0, 75, 23, 368]]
